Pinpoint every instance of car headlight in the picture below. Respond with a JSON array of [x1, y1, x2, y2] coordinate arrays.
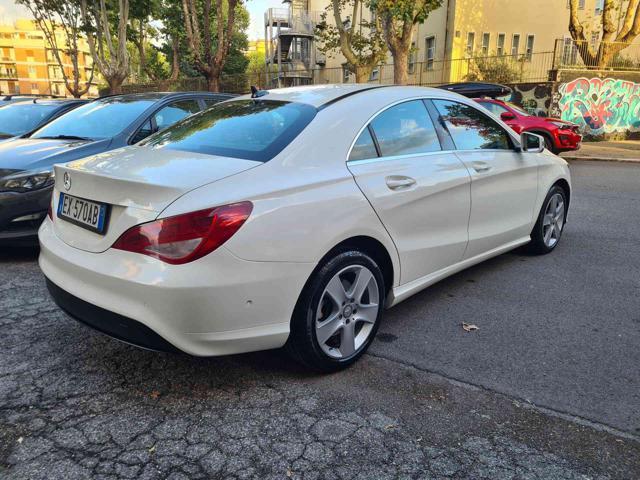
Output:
[[549, 121, 571, 130], [0, 169, 55, 193]]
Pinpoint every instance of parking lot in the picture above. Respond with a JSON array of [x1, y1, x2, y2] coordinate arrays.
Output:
[[1, 160, 639, 479]]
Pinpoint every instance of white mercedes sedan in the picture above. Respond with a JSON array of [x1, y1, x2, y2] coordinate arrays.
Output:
[[39, 85, 571, 371]]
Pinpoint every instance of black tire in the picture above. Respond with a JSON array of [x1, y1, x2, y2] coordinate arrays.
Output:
[[543, 134, 556, 154], [286, 250, 385, 372], [527, 185, 568, 255]]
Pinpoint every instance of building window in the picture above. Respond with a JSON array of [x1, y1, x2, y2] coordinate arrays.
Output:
[[590, 32, 599, 48], [481, 33, 490, 56], [30, 83, 38, 92], [342, 64, 351, 83], [496, 33, 506, 56], [511, 34, 520, 57], [369, 67, 379, 81], [408, 41, 416, 74], [562, 37, 578, 65], [525, 35, 535, 61], [424, 36, 436, 70], [567, 0, 586, 8], [595, 0, 604, 14], [466, 32, 475, 56]]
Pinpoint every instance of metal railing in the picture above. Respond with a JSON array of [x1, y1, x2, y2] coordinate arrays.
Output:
[[119, 47, 639, 95], [554, 38, 640, 71]]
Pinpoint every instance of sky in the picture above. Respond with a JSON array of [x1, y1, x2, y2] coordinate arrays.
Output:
[[0, 0, 281, 40]]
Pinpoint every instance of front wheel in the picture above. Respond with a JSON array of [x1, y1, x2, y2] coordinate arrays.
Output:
[[286, 250, 385, 372], [527, 185, 567, 254]]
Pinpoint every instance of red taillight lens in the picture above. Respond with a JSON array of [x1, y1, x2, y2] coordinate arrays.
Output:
[[112, 202, 253, 265]]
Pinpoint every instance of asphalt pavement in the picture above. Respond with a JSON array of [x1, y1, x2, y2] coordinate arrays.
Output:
[[1, 160, 639, 479]]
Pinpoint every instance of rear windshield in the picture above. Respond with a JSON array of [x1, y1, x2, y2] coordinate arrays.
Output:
[[0, 103, 60, 137], [141, 100, 317, 162]]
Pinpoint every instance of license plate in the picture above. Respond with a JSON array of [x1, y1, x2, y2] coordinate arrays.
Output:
[[57, 192, 110, 234]]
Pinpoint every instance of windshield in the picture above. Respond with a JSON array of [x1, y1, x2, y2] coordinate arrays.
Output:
[[31, 97, 156, 140], [504, 101, 531, 116], [0, 103, 61, 137], [141, 100, 317, 162]]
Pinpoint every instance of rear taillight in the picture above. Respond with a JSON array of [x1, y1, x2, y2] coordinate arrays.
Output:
[[112, 202, 253, 265]]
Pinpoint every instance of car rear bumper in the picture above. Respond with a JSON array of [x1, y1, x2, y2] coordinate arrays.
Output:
[[0, 186, 51, 242], [39, 217, 315, 356]]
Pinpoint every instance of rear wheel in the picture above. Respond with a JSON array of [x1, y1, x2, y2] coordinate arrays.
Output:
[[527, 185, 567, 254], [286, 250, 385, 372]]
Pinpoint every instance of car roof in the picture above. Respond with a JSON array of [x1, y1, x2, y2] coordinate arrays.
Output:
[[94, 91, 236, 103], [2, 98, 88, 106], [235, 84, 474, 109]]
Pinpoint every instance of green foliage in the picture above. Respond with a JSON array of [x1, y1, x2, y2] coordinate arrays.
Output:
[[465, 54, 522, 84], [371, 0, 442, 24]]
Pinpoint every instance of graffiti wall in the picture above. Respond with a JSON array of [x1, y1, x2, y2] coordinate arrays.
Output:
[[558, 77, 640, 135], [508, 83, 553, 117]]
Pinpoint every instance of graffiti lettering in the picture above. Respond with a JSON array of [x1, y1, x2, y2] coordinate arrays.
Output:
[[558, 78, 640, 135]]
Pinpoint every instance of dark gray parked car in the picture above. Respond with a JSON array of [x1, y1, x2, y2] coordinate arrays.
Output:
[[0, 91, 234, 243]]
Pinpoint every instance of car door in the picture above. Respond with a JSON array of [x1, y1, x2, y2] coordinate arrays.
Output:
[[431, 99, 539, 259], [347, 99, 471, 285]]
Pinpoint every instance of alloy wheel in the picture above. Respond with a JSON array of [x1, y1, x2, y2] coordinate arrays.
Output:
[[542, 192, 565, 248], [315, 265, 380, 359]]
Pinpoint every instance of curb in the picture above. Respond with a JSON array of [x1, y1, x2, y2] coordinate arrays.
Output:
[[561, 156, 640, 164]]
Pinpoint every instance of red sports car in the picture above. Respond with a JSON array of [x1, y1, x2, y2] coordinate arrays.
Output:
[[475, 98, 582, 154]]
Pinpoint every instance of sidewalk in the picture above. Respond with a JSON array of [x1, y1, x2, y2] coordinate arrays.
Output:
[[560, 140, 640, 163]]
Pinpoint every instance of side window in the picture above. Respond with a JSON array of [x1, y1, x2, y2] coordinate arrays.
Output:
[[153, 100, 200, 131], [370, 100, 441, 157], [349, 127, 378, 161], [433, 99, 512, 151], [477, 101, 509, 117], [131, 118, 153, 144]]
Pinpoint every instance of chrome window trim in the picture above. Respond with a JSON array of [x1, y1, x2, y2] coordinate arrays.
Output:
[[345, 96, 520, 164]]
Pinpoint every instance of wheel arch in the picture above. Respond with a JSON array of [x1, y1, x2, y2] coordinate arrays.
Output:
[[320, 236, 396, 296], [553, 178, 571, 209]]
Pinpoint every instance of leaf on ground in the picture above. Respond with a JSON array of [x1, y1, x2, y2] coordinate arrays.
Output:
[[17, 437, 23, 444], [462, 322, 479, 332], [148, 444, 156, 453], [286, 467, 293, 477], [150, 390, 161, 399]]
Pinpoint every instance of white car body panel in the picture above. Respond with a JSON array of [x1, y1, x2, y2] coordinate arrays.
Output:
[[39, 85, 571, 356]]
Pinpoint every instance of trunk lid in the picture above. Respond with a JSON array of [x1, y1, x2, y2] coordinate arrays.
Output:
[[52, 146, 261, 253]]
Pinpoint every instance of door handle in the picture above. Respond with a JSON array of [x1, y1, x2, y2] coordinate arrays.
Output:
[[385, 175, 416, 190], [472, 162, 492, 173]]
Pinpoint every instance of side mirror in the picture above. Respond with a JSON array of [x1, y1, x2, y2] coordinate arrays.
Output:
[[500, 112, 516, 121], [520, 132, 545, 153]]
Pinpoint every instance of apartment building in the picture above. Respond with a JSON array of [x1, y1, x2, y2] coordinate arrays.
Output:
[[0, 19, 99, 97], [264, 0, 640, 86]]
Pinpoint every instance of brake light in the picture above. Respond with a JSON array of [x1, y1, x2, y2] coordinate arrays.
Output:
[[112, 202, 253, 265]]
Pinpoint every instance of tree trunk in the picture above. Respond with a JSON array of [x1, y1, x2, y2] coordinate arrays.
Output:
[[355, 66, 372, 83], [169, 35, 180, 81], [207, 75, 220, 92], [391, 46, 410, 85], [108, 77, 124, 94]]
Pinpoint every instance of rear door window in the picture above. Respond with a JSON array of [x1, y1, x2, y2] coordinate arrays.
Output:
[[432, 99, 512, 150], [142, 100, 317, 162], [369, 100, 441, 157], [349, 127, 378, 161], [153, 99, 201, 131]]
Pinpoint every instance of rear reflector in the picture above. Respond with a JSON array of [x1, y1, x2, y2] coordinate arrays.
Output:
[[112, 202, 253, 264]]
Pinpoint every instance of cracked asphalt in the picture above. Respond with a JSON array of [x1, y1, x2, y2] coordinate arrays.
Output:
[[1, 160, 639, 479]]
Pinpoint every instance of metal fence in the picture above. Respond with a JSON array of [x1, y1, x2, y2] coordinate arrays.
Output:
[[119, 44, 639, 95], [554, 39, 640, 71]]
